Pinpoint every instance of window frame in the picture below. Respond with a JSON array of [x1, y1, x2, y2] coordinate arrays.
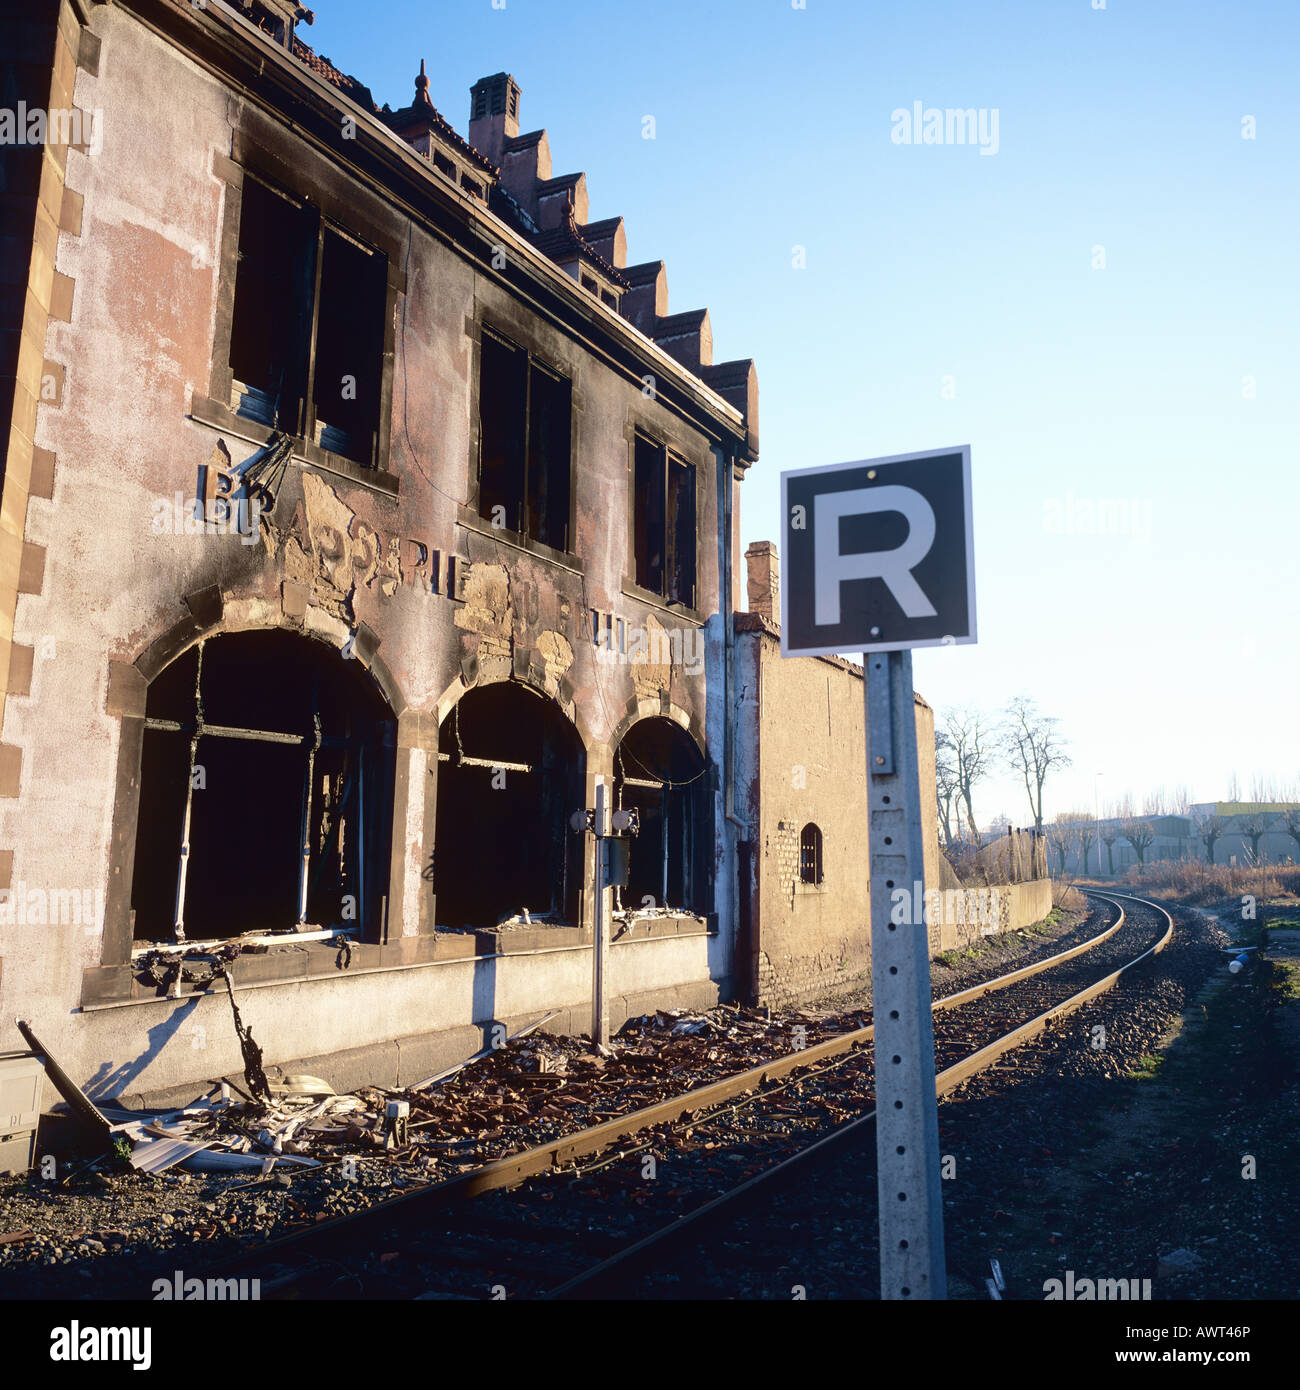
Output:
[[473, 325, 575, 555], [799, 822, 824, 886], [630, 431, 698, 610], [198, 150, 403, 493], [227, 170, 389, 468]]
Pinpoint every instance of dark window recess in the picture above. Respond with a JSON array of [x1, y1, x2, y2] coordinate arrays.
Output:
[[433, 683, 585, 930], [633, 436, 696, 607], [228, 173, 387, 466], [613, 717, 710, 915], [432, 150, 456, 179], [800, 823, 824, 885], [130, 631, 396, 944], [667, 455, 697, 609], [477, 331, 572, 551], [313, 229, 387, 464], [228, 177, 313, 431]]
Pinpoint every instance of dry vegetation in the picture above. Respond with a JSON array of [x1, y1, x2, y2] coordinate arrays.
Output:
[[1051, 881, 1087, 911], [1078, 860, 1300, 906]]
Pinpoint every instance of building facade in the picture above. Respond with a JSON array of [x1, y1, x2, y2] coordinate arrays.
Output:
[[0, 0, 758, 1102], [733, 542, 943, 1005]]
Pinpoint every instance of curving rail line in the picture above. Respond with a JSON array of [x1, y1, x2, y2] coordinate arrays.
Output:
[[197, 891, 1174, 1296]]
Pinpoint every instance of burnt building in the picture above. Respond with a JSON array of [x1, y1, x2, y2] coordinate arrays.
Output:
[[0, 0, 757, 1101]]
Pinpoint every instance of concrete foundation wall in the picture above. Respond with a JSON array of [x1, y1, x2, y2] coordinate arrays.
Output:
[[56, 926, 718, 1109]]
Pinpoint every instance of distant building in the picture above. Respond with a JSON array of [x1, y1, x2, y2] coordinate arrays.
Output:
[[1051, 803, 1300, 875]]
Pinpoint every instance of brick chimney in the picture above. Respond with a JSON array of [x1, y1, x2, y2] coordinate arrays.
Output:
[[468, 73, 521, 167], [745, 541, 779, 624]]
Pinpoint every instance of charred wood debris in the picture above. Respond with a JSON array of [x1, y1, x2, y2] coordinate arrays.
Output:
[[0, 992, 860, 1283]]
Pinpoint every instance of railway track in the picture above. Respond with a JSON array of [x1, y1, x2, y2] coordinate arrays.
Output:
[[194, 891, 1173, 1300]]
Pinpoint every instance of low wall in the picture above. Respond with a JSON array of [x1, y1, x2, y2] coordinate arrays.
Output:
[[933, 878, 1054, 953], [24, 922, 722, 1115]]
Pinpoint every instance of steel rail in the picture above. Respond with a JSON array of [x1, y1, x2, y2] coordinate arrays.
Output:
[[545, 891, 1172, 1298], [199, 893, 1136, 1279]]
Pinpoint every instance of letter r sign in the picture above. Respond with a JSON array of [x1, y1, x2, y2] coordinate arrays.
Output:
[[781, 447, 976, 657]]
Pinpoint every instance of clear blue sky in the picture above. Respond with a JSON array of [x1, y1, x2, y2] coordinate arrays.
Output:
[[309, 0, 1299, 825]]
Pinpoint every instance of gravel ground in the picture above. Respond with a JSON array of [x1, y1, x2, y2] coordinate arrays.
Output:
[[626, 897, 1292, 1300], [0, 897, 1106, 1300]]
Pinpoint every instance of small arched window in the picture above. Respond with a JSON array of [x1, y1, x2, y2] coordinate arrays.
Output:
[[799, 823, 823, 885]]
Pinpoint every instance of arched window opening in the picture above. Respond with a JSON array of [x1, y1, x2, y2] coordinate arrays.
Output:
[[800, 823, 823, 885], [613, 718, 709, 915], [131, 631, 396, 942], [433, 682, 585, 930]]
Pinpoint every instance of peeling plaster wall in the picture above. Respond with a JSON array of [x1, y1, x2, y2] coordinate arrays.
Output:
[[0, 7, 741, 1100]]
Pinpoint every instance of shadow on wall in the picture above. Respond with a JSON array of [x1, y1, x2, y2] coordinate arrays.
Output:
[[81, 995, 202, 1101]]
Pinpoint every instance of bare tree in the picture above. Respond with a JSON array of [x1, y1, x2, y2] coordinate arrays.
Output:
[[934, 730, 960, 851], [1101, 826, 1118, 875], [1238, 812, 1275, 863], [1226, 771, 1241, 803], [1282, 807, 1300, 862], [1075, 823, 1097, 876], [1121, 820, 1157, 869], [940, 706, 993, 844], [1000, 696, 1071, 833], [1170, 784, 1192, 815], [1142, 788, 1166, 817], [1046, 820, 1070, 876], [1194, 814, 1225, 865], [1248, 773, 1278, 804]]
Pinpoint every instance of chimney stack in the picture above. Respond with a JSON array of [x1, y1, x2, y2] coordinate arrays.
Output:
[[468, 73, 521, 167], [745, 541, 779, 624]]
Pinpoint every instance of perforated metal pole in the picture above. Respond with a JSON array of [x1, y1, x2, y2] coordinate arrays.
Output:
[[591, 780, 610, 1047], [865, 648, 947, 1300]]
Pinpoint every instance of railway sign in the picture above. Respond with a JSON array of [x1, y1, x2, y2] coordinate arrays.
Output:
[[779, 446, 975, 659], [779, 445, 976, 1302]]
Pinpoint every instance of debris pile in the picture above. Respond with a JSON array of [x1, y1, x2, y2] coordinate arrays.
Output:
[[21, 1002, 863, 1192]]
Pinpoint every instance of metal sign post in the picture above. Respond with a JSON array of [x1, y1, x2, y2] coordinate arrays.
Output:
[[592, 780, 610, 1047], [866, 646, 946, 1299], [780, 446, 975, 1302]]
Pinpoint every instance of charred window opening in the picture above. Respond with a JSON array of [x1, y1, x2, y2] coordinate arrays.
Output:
[[433, 683, 585, 930], [800, 823, 824, 885], [632, 435, 696, 608], [130, 632, 395, 943], [614, 718, 709, 914], [476, 330, 572, 551], [228, 172, 388, 466], [313, 227, 387, 463]]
